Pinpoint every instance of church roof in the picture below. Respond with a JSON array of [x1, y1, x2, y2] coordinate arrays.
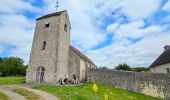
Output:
[[70, 46, 95, 65], [36, 10, 67, 20], [149, 49, 170, 68]]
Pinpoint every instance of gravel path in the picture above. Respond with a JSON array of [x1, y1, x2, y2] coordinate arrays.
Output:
[[0, 85, 58, 100], [0, 87, 26, 100]]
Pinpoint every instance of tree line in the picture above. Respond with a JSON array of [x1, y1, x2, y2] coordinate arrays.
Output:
[[0, 57, 27, 76], [0, 56, 149, 77], [98, 63, 149, 72]]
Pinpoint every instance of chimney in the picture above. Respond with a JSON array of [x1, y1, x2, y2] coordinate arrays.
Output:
[[164, 45, 170, 51]]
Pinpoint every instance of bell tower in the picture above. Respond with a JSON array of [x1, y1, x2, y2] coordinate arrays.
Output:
[[26, 10, 71, 83]]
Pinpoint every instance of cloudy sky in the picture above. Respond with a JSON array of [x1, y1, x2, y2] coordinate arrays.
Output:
[[0, 0, 170, 68]]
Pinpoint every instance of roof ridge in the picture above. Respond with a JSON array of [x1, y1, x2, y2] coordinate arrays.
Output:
[[149, 49, 170, 68], [36, 10, 67, 20], [69, 45, 95, 65]]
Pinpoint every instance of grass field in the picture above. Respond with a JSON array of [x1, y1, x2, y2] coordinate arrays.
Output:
[[0, 77, 25, 85], [33, 83, 162, 100], [12, 88, 41, 100], [0, 92, 8, 100]]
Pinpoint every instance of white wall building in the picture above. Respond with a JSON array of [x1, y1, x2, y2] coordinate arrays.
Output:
[[150, 45, 170, 73]]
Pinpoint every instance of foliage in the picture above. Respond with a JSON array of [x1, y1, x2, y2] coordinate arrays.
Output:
[[0, 92, 8, 100], [115, 63, 132, 71], [33, 83, 162, 100], [0, 57, 27, 76], [0, 77, 25, 85], [132, 67, 149, 72], [98, 66, 109, 70], [12, 88, 41, 100]]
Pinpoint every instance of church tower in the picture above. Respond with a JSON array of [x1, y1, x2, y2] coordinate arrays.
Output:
[[26, 10, 71, 83]]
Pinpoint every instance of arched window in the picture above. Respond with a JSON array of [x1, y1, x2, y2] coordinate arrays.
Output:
[[42, 41, 46, 50], [64, 24, 67, 32]]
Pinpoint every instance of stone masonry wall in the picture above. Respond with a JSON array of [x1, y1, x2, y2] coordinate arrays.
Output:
[[68, 48, 81, 83], [87, 69, 170, 99]]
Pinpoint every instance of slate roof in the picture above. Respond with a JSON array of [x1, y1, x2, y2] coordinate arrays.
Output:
[[149, 49, 170, 68], [36, 10, 67, 20], [70, 45, 95, 65]]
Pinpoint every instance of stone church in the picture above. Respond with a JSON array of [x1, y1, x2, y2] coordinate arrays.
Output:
[[26, 10, 97, 84]]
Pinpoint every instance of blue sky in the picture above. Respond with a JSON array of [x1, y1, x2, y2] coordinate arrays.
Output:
[[0, 0, 170, 68]]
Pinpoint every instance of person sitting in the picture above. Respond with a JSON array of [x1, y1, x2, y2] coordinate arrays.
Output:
[[73, 74, 77, 84], [63, 74, 68, 84], [57, 78, 63, 85]]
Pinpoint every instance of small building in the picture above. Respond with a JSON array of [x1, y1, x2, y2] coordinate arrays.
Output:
[[26, 10, 97, 84], [149, 45, 170, 73]]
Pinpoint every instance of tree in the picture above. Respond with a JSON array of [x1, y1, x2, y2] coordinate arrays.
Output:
[[115, 63, 131, 71], [132, 67, 149, 72], [98, 66, 109, 70], [0, 57, 26, 76]]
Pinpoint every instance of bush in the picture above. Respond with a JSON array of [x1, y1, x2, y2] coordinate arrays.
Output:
[[115, 63, 132, 71], [0, 57, 27, 76]]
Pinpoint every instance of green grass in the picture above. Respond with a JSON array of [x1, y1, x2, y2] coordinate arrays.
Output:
[[0, 92, 8, 100], [33, 83, 162, 100], [12, 88, 41, 100], [0, 77, 25, 85]]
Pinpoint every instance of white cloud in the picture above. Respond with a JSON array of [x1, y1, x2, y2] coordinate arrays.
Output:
[[113, 20, 166, 40], [71, 29, 106, 51], [87, 31, 170, 68], [0, 0, 41, 14], [119, 0, 161, 20], [0, 0, 41, 63], [106, 23, 120, 33], [91, 0, 161, 21], [0, 14, 34, 45], [162, 0, 170, 12], [0, 14, 34, 64]]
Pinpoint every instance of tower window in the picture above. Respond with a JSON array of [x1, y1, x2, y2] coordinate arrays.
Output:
[[42, 41, 46, 50], [64, 24, 67, 32], [167, 68, 170, 73], [44, 20, 50, 28]]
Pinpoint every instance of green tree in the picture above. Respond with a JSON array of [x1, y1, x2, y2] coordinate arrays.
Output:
[[0, 57, 26, 76], [132, 67, 149, 72], [98, 66, 109, 70], [115, 63, 131, 71]]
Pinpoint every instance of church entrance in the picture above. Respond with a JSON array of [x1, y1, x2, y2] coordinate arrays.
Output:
[[35, 66, 45, 83]]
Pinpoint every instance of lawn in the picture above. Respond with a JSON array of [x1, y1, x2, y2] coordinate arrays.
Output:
[[0, 77, 25, 85], [0, 92, 8, 100], [12, 88, 41, 100], [33, 83, 162, 100]]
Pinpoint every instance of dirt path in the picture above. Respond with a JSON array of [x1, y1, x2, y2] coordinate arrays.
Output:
[[0, 85, 58, 100], [0, 87, 26, 100]]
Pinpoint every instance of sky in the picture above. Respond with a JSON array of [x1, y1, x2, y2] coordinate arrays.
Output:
[[0, 0, 170, 68]]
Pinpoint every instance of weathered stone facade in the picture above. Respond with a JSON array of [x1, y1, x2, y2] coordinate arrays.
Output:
[[87, 69, 170, 99], [26, 10, 96, 84], [150, 63, 170, 73]]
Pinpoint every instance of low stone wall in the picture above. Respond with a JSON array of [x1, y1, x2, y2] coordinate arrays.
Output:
[[87, 69, 170, 99]]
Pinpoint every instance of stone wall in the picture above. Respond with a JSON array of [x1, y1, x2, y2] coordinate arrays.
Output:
[[87, 69, 170, 99], [68, 48, 80, 83]]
